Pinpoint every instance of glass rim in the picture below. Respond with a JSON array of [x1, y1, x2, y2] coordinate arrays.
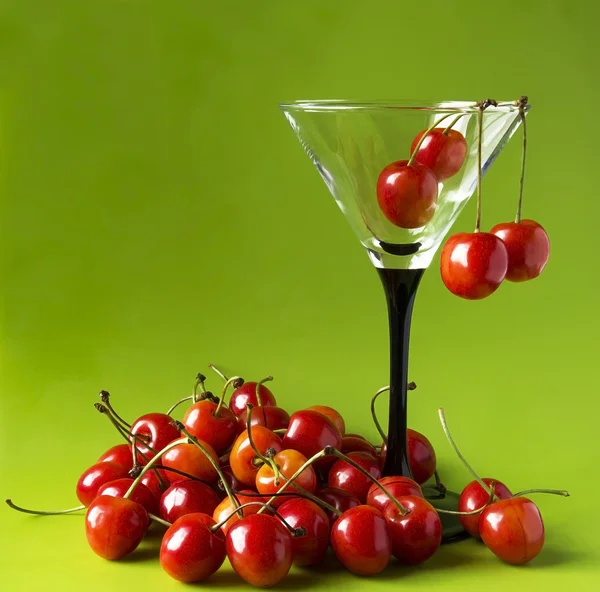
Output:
[[279, 99, 530, 113]]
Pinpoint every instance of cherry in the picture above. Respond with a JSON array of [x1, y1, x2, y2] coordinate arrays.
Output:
[[331, 505, 391, 576], [159, 479, 221, 524], [315, 487, 361, 527], [182, 400, 237, 456], [256, 449, 317, 506], [97, 478, 159, 516], [226, 513, 293, 588], [282, 410, 342, 471], [383, 495, 442, 564], [479, 497, 545, 565], [161, 441, 219, 484], [140, 469, 170, 502], [410, 128, 468, 180], [341, 436, 378, 458], [130, 413, 181, 459], [229, 377, 277, 418], [440, 232, 508, 299], [237, 405, 290, 434], [76, 462, 130, 507], [328, 451, 382, 503], [160, 513, 226, 582], [278, 498, 330, 566], [230, 426, 283, 487], [367, 476, 423, 513], [212, 490, 264, 535], [305, 405, 346, 435], [85, 495, 148, 560], [459, 478, 512, 538], [98, 444, 134, 472], [407, 429, 436, 485], [491, 220, 549, 282], [376, 160, 438, 229]]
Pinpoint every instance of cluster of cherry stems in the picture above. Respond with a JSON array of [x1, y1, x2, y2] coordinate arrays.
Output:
[[376, 96, 550, 299], [7, 366, 568, 587]]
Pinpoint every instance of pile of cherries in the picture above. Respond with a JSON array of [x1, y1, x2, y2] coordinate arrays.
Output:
[[376, 96, 550, 300], [7, 368, 567, 587]]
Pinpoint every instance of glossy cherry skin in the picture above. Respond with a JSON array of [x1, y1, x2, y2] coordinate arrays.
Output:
[[283, 410, 342, 471], [230, 427, 283, 487], [182, 400, 237, 456], [162, 442, 219, 484], [480, 497, 545, 565], [212, 490, 265, 535], [459, 478, 512, 538], [237, 405, 290, 434], [76, 462, 131, 507], [226, 513, 293, 588], [383, 496, 442, 564], [160, 512, 226, 582], [256, 449, 317, 506], [315, 487, 361, 527], [98, 444, 134, 471], [407, 429, 436, 485], [491, 219, 550, 282], [97, 478, 159, 516], [130, 413, 181, 459], [376, 160, 438, 229], [410, 128, 468, 181], [160, 479, 221, 524], [278, 498, 330, 566], [328, 452, 382, 503], [341, 436, 378, 458], [305, 405, 346, 435], [140, 469, 170, 503], [331, 505, 391, 576], [229, 382, 277, 417], [85, 495, 148, 560], [367, 476, 423, 513], [441, 232, 509, 299]]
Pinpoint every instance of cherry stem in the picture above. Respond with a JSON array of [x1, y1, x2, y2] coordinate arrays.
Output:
[[99, 391, 131, 429], [255, 376, 273, 407], [152, 465, 209, 484], [407, 112, 458, 167], [208, 363, 229, 382], [148, 513, 171, 528], [434, 470, 447, 496], [175, 422, 242, 517], [166, 374, 212, 416], [474, 98, 498, 233], [437, 482, 496, 515], [515, 96, 528, 223], [437, 408, 495, 499], [6, 499, 85, 516], [214, 376, 244, 417], [442, 114, 465, 135], [245, 404, 270, 465], [370, 386, 390, 444], [193, 373, 207, 402], [513, 488, 570, 498]]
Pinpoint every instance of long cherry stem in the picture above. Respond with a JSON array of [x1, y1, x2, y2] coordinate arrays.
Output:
[[214, 376, 244, 417], [370, 386, 390, 443], [208, 364, 229, 382], [99, 391, 131, 429], [513, 488, 569, 498], [407, 112, 458, 167], [255, 376, 273, 407], [474, 98, 498, 232], [167, 374, 211, 416], [443, 114, 465, 135], [148, 513, 171, 527], [6, 500, 85, 515], [436, 481, 496, 516], [245, 404, 269, 465], [515, 96, 528, 223]]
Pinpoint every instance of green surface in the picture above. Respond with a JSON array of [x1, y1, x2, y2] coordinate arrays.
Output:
[[1, 1, 599, 590]]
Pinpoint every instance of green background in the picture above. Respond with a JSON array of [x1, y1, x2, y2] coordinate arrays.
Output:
[[1, 1, 599, 590]]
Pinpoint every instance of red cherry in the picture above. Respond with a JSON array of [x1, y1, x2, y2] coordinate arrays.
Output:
[[376, 160, 438, 229], [331, 505, 391, 576], [212, 490, 264, 535], [97, 444, 134, 472], [278, 498, 330, 567], [160, 512, 226, 582], [76, 462, 130, 507], [282, 410, 342, 471], [383, 495, 442, 564], [366, 476, 423, 513], [230, 427, 283, 487], [491, 219, 550, 282], [440, 232, 509, 299], [410, 128, 468, 180], [229, 382, 277, 417], [328, 452, 382, 503], [97, 478, 159, 516], [226, 513, 293, 587], [237, 405, 290, 434], [85, 495, 148, 560], [182, 401, 237, 456], [407, 429, 436, 485], [458, 478, 512, 538], [159, 480, 221, 524], [479, 497, 545, 564], [315, 487, 361, 527], [341, 436, 378, 458], [140, 469, 170, 502], [255, 449, 316, 506], [162, 442, 219, 484], [305, 405, 346, 435], [130, 413, 181, 459]]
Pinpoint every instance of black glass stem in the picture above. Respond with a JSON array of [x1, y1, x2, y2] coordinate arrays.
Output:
[[377, 267, 424, 478]]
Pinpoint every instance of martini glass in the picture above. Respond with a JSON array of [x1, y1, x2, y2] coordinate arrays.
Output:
[[280, 99, 526, 541]]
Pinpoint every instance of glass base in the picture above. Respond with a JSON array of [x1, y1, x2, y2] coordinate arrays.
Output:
[[422, 486, 469, 544]]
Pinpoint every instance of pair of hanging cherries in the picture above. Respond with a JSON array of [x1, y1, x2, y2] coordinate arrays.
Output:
[[376, 96, 550, 299]]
